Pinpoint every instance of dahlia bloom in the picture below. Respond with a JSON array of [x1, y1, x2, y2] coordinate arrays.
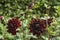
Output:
[[47, 18, 53, 25], [29, 18, 52, 37], [7, 18, 21, 35], [28, 2, 34, 9], [0, 16, 3, 20]]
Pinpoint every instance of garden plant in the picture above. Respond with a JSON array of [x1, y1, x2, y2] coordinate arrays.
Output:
[[0, 0, 60, 40]]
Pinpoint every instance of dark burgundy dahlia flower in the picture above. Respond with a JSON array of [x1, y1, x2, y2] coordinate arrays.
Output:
[[47, 18, 53, 25], [29, 18, 52, 37], [28, 2, 35, 9], [7, 18, 21, 35], [0, 16, 3, 20]]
